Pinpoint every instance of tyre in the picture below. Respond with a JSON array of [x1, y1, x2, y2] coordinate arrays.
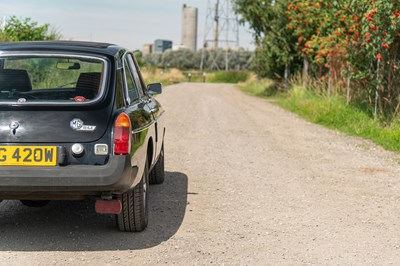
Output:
[[20, 200, 50, 207], [116, 159, 149, 232], [149, 144, 165, 185]]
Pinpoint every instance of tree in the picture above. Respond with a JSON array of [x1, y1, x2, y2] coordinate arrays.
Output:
[[287, 0, 400, 115], [133, 50, 145, 67], [234, 0, 299, 80], [0, 31, 10, 42], [4, 16, 60, 41], [143, 48, 253, 71], [161, 49, 199, 70], [235, 0, 400, 117]]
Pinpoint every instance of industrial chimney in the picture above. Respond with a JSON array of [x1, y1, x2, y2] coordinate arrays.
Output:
[[181, 4, 198, 51]]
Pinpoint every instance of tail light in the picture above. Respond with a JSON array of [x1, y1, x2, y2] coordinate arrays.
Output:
[[113, 113, 131, 155]]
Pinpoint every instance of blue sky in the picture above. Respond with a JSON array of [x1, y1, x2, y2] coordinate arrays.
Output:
[[0, 0, 255, 51]]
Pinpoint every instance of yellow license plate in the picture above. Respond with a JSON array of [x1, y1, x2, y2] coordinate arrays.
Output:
[[0, 146, 57, 166]]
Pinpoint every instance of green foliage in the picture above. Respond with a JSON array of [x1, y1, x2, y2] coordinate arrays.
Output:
[[0, 31, 10, 42], [200, 49, 253, 70], [208, 71, 249, 83], [143, 48, 253, 71], [234, 0, 298, 79], [235, 0, 400, 118], [161, 49, 199, 70], [133, 50, 145, 67], [143, 53, 162, 67], [4, 16, 59, 41], [237, 77, 277, 97], [5, 57, 102, 89], [141, 67, 186, 86]]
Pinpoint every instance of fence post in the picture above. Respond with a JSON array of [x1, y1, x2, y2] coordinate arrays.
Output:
[[284, 63, 289, 90], [346, 64, 351, 104], [374, 59, 380, 119], [328, 68, 332, 97], [302, 55, 309, 88]]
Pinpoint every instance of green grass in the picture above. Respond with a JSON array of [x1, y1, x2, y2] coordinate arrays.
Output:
[[237, 77, 277, 97], [277, 85, 400, 152], [238, 79, 400, 153], [141, 67, 185, 86], [141, 68, 251, 85], [208, 71, 250, 83]]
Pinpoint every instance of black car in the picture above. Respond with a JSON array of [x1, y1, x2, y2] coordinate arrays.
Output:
[[0, 41, 165, 232]]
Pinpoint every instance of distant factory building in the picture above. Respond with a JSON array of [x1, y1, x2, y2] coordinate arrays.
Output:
[[154, 39, 173, 53], [181, 4, 198, 51], [142, 44, 153, 55]]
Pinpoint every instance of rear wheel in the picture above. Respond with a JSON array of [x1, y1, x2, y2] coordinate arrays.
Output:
[[149, 144, 165, 184], [20, 200, 50, 207], [116, 159, 149, 232]]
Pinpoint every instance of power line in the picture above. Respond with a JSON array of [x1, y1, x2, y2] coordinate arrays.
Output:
[[200, 0, 240, 70]]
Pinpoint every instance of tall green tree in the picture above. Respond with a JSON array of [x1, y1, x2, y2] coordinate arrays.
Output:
[[0, 31, 10, 42], [234, 0, 298, 79], [236, 0, 400, 118], [4, 16, 59, 41]]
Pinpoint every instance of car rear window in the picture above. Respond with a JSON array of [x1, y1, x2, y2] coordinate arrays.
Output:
[[0, 54, 107, 104]]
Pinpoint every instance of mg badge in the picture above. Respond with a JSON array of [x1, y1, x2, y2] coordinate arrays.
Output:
[[9, 121, 20, 130], [70, 118, 84, 130], [70, 118, 96, 132]]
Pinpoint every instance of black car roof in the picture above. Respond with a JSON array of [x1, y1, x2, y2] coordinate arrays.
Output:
[[0, 41, 125, 57]]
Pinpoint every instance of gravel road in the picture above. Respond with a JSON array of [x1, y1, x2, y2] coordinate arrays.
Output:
[[1, 83, 400, 265]]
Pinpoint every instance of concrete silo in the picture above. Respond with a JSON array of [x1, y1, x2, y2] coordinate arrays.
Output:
[[181, 4, 198, 51]]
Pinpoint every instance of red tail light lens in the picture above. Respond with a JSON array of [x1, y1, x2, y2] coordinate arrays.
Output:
[[113, 113, 131, 155]]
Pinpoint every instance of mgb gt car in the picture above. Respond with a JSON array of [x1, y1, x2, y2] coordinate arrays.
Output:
[[0, 41, 165, 232]]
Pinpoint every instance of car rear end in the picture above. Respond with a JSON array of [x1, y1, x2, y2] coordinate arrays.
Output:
[[0, 47, 135, 200]]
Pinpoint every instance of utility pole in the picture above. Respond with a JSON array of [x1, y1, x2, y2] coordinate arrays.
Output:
[[200, 0, 240, 70]]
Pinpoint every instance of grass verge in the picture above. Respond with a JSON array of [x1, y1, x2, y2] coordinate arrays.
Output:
[[208, 71, 250, 83], [237, 75, 277, 97], [141, 67, 186, 86], [239, 80, 400, 153], [141, 68, 252, 85]]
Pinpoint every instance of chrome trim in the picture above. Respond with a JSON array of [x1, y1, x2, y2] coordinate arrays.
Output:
[[94, 144, 109, 155], [121, 51, 144, 106], [121, 52, 132, 106], [154, 110, 166, 122], [131, 119, 156, 134], [0, 52, 109, 106]]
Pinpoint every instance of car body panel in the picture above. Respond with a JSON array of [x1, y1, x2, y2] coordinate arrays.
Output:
[[0, 41, 165, 200], [0, 108, 112, 143], [149, 98, 166, 164]]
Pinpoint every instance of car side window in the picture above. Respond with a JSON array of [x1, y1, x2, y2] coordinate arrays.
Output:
[[127, 54, 145, 97], [123, 58, 139, 103]]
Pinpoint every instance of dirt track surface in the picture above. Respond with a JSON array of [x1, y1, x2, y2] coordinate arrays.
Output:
[[1, 83, 400, 265]]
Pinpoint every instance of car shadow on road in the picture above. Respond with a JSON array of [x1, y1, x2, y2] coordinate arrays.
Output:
[[0, 171, 188, 251]]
